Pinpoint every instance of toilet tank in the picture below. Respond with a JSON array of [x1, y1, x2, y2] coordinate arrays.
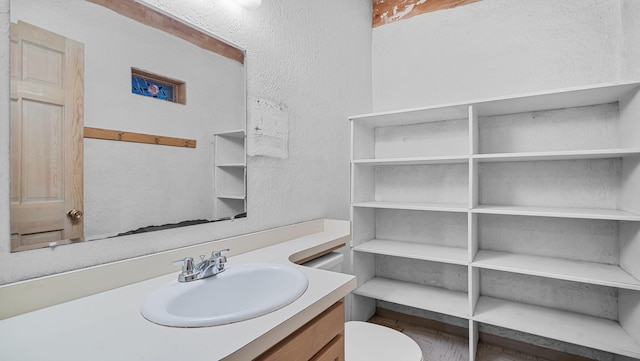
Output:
[[302, 252, 344, 273]]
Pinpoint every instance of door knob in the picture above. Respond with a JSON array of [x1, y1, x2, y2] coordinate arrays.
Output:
[[66, 209, 83, 221]]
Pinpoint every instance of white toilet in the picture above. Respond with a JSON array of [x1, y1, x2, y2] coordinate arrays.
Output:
[[304, 252, 423, 361]]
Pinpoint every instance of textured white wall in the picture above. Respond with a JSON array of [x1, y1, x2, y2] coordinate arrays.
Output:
[[621, 0, 640, 80], [0, 0, 372, 284], [372, 0, 625, 111]]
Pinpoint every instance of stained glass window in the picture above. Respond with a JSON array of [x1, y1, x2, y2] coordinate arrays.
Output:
[[131, 68, 185, 104]]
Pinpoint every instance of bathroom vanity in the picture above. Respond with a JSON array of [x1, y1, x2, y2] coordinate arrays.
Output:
[[0, 219, 355, 361]]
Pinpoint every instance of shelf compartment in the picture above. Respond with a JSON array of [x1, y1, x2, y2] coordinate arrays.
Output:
[[215, 167, 245, 196], [473, 148, 640, 162], [352, 155, 468, 165], [351, 81, 640, 128], [213, 197, 245, 219], [214, 131, 245, 165], [474, 296, 640, 359], [353, 201, 468, 213], [352, 117, 469, 160], [477, 103, 623, 155], [354, 239, 468, 265], [354, 277, 468, 319], [476, 214, 640, 288], [353, 163, 469, 205], [472, 205, 640, 221], [472, 250, 640, 291], [478, 158, 626, 210], [471, 81, 640, 117], [474, 82, 640, 155], [350, 104, 469, 128]]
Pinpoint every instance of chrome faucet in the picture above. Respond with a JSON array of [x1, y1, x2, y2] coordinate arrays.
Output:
[[172, 249, 229, 282]]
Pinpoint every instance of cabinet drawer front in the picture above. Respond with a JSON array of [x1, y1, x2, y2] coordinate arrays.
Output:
[[255, 301, 344, 361], [310, 334, 344, 361]]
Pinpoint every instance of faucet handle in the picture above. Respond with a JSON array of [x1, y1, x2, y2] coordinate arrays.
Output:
[[211, 249, 230, 271], [172, 257, 195, 274], [211, 249, 230, 258]]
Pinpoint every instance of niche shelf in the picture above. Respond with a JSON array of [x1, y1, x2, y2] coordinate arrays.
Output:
[[353, 277, 469, 319], [354, 239, 468, 265], [472, 250, 640, 290], [349, 81, 640, 361], [352, 201, 468, 213], [472, 205, 640, 221], [472, 148, 640, 162], [474, 296, 640, 359], [214, 129, 246, 219], [473, 269, 640, 359]]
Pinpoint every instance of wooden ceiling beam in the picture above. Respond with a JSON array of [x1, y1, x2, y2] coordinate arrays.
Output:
[[87, 0, 245, 64], [373, 0, 481, 27]]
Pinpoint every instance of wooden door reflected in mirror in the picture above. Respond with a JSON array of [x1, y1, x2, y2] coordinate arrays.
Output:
[[10, 21, 84, 252]]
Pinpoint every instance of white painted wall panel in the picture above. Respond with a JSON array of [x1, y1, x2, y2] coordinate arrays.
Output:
[[621, 0, 640, 80], [372, 0, 623, 111]]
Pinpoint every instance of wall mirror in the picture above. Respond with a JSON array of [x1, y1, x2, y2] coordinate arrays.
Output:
[[9, 0, 247, 252]]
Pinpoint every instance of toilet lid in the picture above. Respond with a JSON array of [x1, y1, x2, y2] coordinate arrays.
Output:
[[345, 321, 423, 361]]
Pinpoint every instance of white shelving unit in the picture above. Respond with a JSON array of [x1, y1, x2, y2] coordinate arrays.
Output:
[[214, 129, 246, 219], [349, 81, 640, 361]]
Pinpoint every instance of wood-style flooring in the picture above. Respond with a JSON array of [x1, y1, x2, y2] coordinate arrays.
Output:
[[369, 314, 555, 361]]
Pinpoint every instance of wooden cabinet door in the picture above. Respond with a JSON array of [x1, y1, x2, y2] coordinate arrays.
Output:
[[10, 21, 84, 251]]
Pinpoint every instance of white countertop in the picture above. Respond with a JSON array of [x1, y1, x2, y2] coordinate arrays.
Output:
[[0, 229, 356, 361]]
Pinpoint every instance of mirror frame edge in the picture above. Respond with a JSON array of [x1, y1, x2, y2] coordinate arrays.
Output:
[[0, 0, 11, 258]]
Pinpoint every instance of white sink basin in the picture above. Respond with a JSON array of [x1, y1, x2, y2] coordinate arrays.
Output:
[[141, 263, 309, 327]]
